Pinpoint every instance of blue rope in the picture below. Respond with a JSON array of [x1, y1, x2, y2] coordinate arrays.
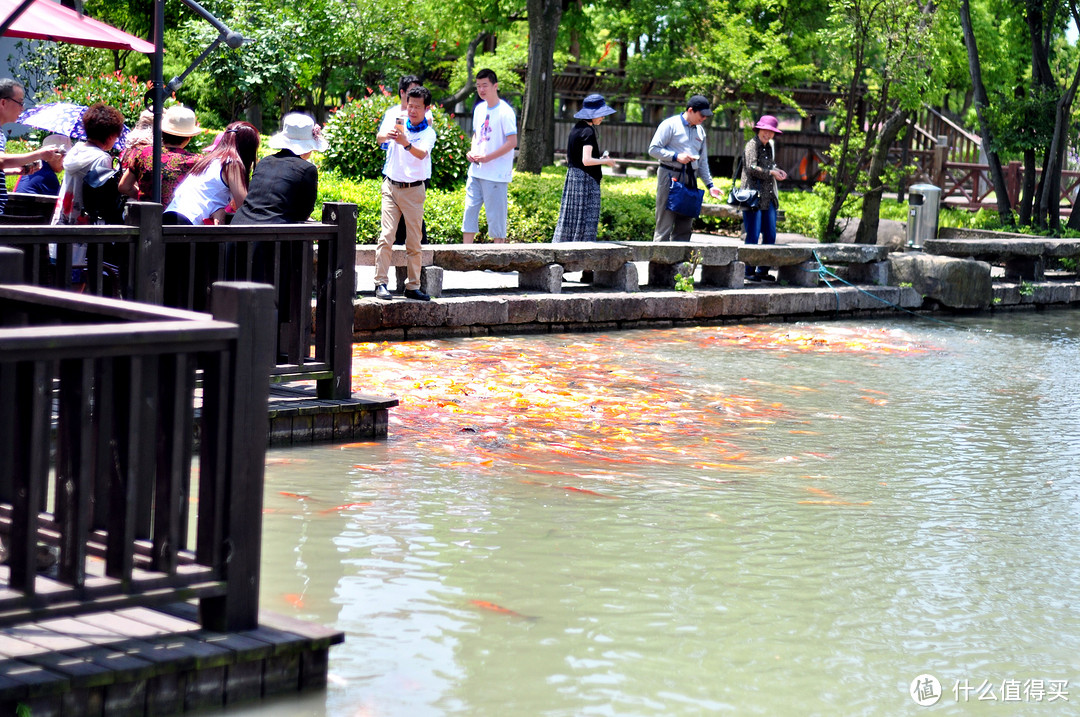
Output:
[[809, 250, 969, 329]]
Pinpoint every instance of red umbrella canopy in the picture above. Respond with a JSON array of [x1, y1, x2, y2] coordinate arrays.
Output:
[[0, 0, 155, 53]]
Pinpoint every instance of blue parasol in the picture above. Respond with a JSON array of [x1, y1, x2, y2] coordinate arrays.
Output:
[[16, 101, 131, 149]]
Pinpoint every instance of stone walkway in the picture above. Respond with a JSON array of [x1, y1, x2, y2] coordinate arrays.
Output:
[[353, 233, 808, 295]]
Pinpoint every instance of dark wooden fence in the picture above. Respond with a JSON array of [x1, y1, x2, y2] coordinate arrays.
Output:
[[0, 247, 272, 630], [0, 202, 356, 399]]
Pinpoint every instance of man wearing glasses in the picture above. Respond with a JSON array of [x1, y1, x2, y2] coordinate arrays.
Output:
[[0, 79, 61, 215], [462, 68, 517, 244]]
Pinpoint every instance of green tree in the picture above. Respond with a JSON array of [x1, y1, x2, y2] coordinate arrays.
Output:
[[817, 0, 942, 241]]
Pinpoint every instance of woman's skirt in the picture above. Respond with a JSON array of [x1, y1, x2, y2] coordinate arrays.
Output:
[[552, 167, 602, 242]]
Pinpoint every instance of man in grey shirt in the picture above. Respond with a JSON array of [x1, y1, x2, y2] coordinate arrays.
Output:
[[648, 95, 722, 242]]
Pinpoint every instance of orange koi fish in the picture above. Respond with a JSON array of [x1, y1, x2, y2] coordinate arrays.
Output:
[[279, 491, 312, 500], [283, 593, 306, 608], [339, 441, 380, 449], [805, 486, 837, 498], [560, 486, 617, 498], [318, 502, 373, 514], [352, 465, 384, 472], [469, 599, 535, 620]]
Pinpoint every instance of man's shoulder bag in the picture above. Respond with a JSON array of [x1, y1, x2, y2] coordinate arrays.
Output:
[[666, 166, 705, 218]]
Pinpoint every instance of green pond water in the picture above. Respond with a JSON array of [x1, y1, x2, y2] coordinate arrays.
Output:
[[207, 312, 1080, 716]]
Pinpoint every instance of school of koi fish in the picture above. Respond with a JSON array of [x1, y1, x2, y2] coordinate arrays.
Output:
[[343, 324, 938, 489]]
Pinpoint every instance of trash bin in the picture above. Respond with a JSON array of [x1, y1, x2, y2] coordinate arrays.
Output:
[[906, 183, 941, 249]]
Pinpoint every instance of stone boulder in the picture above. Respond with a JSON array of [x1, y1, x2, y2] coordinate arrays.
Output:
[[837, 217, 907, 250], [888, 253, 992, 309]]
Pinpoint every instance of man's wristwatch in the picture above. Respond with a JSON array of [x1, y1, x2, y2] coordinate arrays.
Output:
[[404, 144, 413, 151]]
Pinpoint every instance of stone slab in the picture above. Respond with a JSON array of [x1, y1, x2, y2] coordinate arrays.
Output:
[[615, 241, 738, 265], [700, 261, 744, 288], [444, 298, 509, 327], [590, 295, 645, 323], [738, 245, 815, 266], [535, 295, 594, 323], [519, 264, 563, 293], [593, 262, 639, 292], [923, 238, 1045, 259], [354, 246, 434, 267], [767, 289, 821, 315], [812, 244, 891, 263], [379, 299, 448, 327]]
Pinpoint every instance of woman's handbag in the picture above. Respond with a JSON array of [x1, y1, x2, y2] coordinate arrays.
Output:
[[666, 166, 705, 218], [727, 156, 759, 210]]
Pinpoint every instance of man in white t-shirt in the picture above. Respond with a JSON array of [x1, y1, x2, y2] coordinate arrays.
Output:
[[462, 68, 517, 243], [374, 86, 437, 302]]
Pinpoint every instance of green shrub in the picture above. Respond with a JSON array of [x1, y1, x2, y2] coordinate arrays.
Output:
[[322, 91, 470, 191], [598, 176, 658, 241], [52, 71, 149, 126], [316, 171, 384, 242]]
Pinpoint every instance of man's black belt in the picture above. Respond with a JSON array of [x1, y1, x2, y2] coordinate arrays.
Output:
[[384, 176, 424, 188], [661, 163, 683, 172]]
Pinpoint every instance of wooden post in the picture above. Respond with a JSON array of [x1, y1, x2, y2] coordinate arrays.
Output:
[[317, 203, 356, 400], [933, 135, 948, 190], [0, 247, 23, 284], [201, 281, 274, 632], [1005, 161, 1022, 209], [128, 201, 165, 305]]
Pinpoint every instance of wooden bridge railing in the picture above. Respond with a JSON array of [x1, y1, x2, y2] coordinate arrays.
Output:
[[0, 247, 272, 630], [0, 201, 357, 399], [934, 160, 1079, 213]]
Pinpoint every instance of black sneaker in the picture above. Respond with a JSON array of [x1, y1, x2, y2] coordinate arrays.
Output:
[[757, 273, 776, 282], [403, 288, 431, 301], [375, 284, 392, 300]]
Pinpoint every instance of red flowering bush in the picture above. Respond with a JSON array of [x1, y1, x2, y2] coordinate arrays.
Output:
[[53, 71, 149, 126], [322, 90, 470, 190]]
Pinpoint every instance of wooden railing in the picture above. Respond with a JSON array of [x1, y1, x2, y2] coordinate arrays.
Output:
[[936, 160, 1079, 213], [0, 248, 272, 630], [0, 202, 357, 399]]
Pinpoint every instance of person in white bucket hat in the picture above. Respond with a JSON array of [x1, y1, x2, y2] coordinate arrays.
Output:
[[232, 113, 326, 226], [119, 104, 201, 205], [14, 134, 71, 196]]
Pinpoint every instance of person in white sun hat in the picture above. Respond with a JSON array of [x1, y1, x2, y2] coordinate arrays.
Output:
[[14, 134, 71, 196], [233, 113, 328, 284], [232, 113, 326, 226], [119, 104, 202, 205]]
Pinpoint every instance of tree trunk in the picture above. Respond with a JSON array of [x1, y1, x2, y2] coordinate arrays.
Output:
[[959, 0, 1013, 225], [518, 0, 563, 173], [1039, 66, 1080, 229], [856, 108, 909, 244], [1020, 148, 1036, 226]]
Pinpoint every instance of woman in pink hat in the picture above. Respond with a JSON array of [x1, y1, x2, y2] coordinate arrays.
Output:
[[740, 115, 787, 281]]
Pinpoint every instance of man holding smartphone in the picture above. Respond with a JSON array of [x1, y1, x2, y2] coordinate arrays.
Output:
[[647, 95, 722, 242], [373, 86, 437, 301]]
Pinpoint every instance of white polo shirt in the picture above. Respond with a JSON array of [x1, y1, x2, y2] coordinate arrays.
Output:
[[381, 121, 437, 183]]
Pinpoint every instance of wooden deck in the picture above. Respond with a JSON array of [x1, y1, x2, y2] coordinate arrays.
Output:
[[0, 602, 342, 716]]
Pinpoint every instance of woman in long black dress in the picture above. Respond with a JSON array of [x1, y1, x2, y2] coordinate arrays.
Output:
[[552, 94, 617, 242]]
